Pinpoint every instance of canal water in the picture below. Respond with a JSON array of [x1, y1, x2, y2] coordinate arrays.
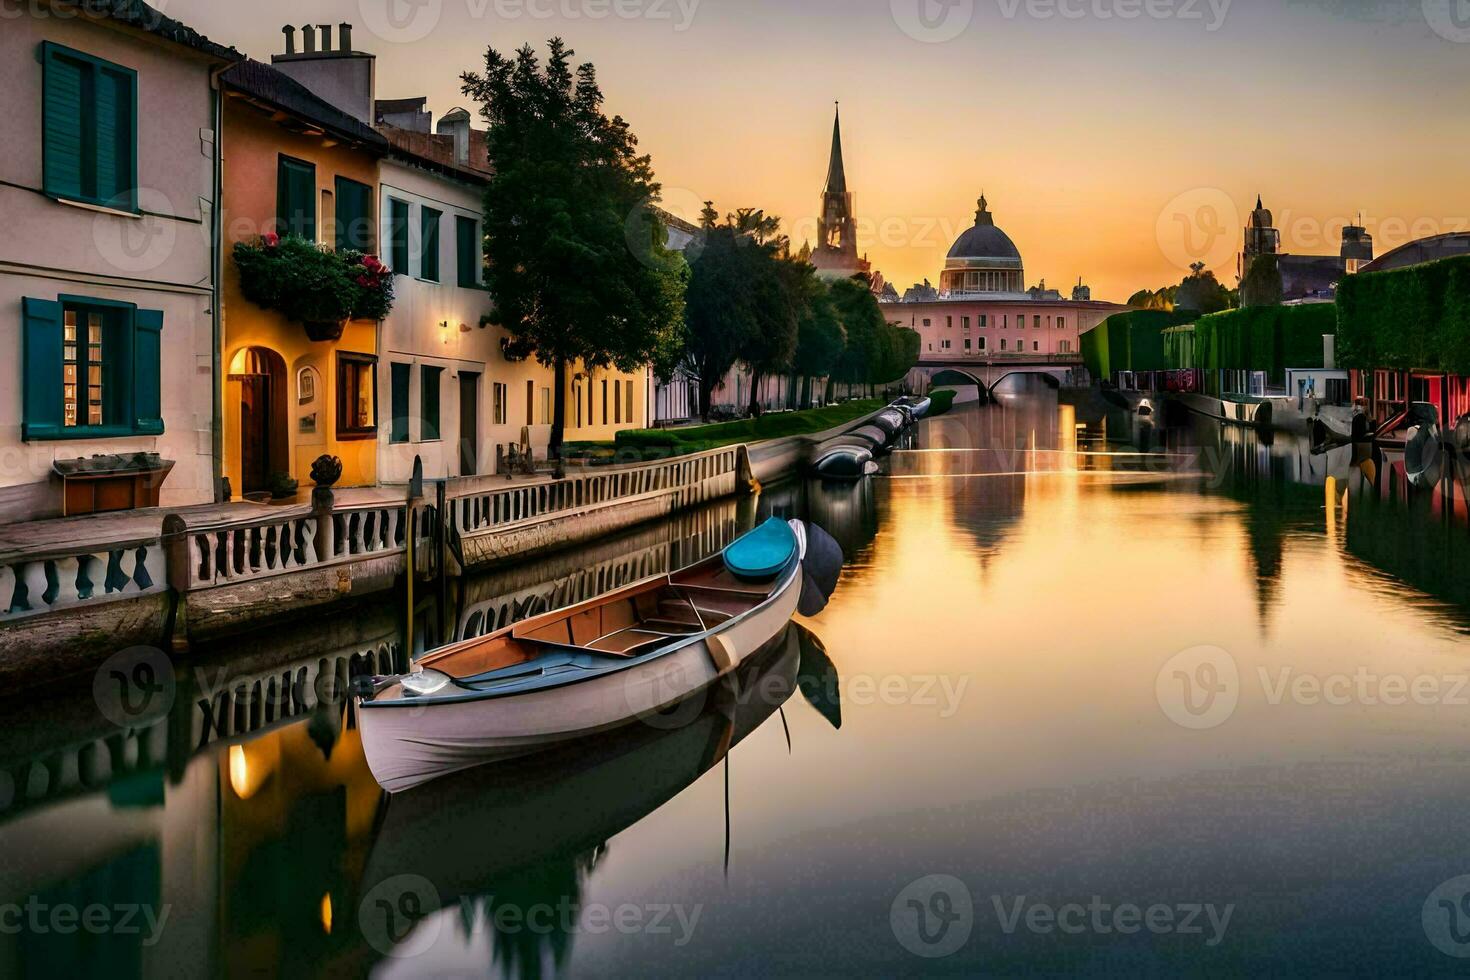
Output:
[[5, 389, 1470, 977]]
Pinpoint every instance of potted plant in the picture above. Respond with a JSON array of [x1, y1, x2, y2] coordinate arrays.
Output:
[[310, 454, 344, 488], [268, 471, 299, 502], [233, 234, 395, 341]]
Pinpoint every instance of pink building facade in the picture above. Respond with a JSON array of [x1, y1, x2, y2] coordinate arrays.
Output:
[[882, 195, 1129, 381], [888, 298, 1123, 361]]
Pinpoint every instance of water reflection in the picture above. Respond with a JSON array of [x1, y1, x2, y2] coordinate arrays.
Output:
[[8, 395, 1470, 976]]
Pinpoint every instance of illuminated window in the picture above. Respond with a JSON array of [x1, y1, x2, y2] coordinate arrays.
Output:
[[336, 351, 377, 438], [62, 307, 106, 427]]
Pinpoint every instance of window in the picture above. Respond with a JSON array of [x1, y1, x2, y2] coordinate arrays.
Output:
[[978, 336, 987, 351], [964, 339, 972, 351], [336, 352, 377, 438], [22, 296, 161, 440], [525, 380, 535, 426], [962, 317, 971, 331], [297, 366, 318, 405], [1034, 316, 1042, 329], [603, 379, 610, 425], [1059, 340, 1072, 354], [1000, 339, 1007, 352], [493, 382, 508, 425], [419, 206, 441, 281], [419, 365, 442, 440], [1057, 317, 1066, 330], [626, 378, 634, 423], [456, 215, 480, 287], [334, 177, 373, 252], [980, 315, 988, 328], [276, 156, 316, 240], [1033, 341, 1041, 352], [925, 319, 934, 328], [388, 198, 410, 274], [540, 387, 551, 425], [389, 362, 411, 444], [41, 43, 137, 211]]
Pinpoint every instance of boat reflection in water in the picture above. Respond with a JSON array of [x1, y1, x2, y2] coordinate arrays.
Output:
[[358, 621, 839, 971]]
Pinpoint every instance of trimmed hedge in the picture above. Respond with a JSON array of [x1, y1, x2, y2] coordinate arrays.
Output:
[[1337, 255, 1470, 375], [1082, 310, 1195, 378], [1192, 304, 1336, 385]]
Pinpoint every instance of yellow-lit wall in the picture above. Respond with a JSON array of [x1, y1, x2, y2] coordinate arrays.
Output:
[[219, 99, 382, 496]]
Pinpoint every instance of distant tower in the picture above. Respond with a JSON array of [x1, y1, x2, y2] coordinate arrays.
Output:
[[1240, 195, 1282, 282], [811, 104, 870, 282], [1244, 196, 1280, 259], [1340, 215, 1374, 273], [818, 104, 856, 258], [1072, 277, 1091, 302]]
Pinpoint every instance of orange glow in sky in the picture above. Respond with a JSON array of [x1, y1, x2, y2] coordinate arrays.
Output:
[[175, 0, 1470, 302]]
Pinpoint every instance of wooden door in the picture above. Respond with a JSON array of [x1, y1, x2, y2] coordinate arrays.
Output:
[[459, 372, 480, 476], [241, 376, 272, 494]]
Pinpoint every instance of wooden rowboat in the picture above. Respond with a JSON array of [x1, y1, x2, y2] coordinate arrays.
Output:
[[356, 517, 822, 793]]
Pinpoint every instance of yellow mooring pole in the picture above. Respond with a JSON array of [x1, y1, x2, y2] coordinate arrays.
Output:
[[405, 456, 424, 661]]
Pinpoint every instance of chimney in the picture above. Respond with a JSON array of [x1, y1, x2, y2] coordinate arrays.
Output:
[[282, 24, 296, 55], [271, 23, 377, 125], [436, 108, 472, 165]]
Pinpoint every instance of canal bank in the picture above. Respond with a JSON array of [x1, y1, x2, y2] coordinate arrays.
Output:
[[0, 404, 901, 683]]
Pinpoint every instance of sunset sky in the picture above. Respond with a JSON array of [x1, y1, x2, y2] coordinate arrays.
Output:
[[175, 0, 1470, 302]]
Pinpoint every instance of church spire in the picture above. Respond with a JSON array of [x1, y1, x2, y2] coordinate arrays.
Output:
[[825, 103, 847, 195]]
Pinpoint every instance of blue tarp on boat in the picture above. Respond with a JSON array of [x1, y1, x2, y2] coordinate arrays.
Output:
[[724, 517, 797, 581]]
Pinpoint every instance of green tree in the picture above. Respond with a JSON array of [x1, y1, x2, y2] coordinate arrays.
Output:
[[684, 223, 757, 420], [1174, 262, 1233, 315], [791, 273, 843, 409], [462, 38, 685, 462], [829, 278, 885, 398]]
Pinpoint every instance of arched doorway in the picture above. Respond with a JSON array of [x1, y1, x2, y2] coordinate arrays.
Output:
[[230, 346, 289, 495]]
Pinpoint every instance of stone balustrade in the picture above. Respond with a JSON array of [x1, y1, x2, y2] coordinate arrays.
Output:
[[0, 537, 167, 622], [448, 444, 747, 538]]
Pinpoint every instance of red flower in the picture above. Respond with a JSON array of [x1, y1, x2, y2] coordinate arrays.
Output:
[[356, 275, 371, 288], [262, 232, 280, 248], [362, 255, 382, 272]]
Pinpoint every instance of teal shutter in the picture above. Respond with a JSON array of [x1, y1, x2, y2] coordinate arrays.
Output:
[[390, 362, 410, 444], [334, 177, 373, 252], [94, 67, 135, 209], [132, 308, 163, 435], [420, 365, 441, 440], [389, 198, 410, 274], [420, 207, 441, 282], [21, 298, 64, 440], [277, 157, 316, 240], [456, 215, 479, 287], [42, 46, 84, 201]]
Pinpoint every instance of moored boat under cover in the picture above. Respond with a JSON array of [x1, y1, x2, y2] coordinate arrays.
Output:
[[814, 445, 875, 481]]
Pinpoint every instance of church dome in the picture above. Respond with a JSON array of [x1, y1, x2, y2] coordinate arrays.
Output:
[[942, 195, 1025, 294]]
